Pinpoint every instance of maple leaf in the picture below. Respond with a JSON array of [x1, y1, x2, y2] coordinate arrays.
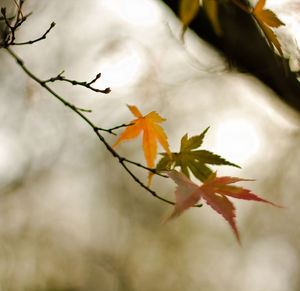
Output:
[[164, 170, 283, 242], [252, 0, 285, 57], [179, 0, 200, 39], [113, 105, 171, 186], [156, 127, 239, 182]]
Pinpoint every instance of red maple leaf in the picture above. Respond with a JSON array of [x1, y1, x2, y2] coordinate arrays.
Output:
[[164, 170, 283, 242]]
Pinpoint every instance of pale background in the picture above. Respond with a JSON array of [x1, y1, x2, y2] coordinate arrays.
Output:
[[0, 0, 300, 290]]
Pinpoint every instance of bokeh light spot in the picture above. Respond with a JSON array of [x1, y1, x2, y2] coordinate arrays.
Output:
[[214, 119, 260, 165]]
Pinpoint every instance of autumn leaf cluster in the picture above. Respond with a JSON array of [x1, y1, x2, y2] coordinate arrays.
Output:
[[113, 105, 282, 242]]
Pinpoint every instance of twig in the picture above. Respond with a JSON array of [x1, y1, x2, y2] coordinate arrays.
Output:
[[0, 7, 30, 46], [4, 47, 194, 207], [5, 48, 92, 114], [43, 70, 111, 94], [122, 158, 168, 178], [95, 123, 134, 135], [12, 21, 56, 45], [1, 8, 14, 29]]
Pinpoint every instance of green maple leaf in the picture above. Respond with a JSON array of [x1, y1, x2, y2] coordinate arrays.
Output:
[[156, 127, 240, 182]]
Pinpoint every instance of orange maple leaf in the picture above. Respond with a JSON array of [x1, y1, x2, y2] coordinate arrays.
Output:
[[252, 0, 285, 56], [164, 170, 283, 242], [113, 105, 171, 185]]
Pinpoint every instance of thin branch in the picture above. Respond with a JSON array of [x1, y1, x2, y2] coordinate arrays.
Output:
[[12, 21, 56, 45], [95, 123, 134, 135], [118, 158, 201, 207], [43, 71, 111, 94], [4, 47, 194, 207], [0, 7, 30, 46], [122, 158, 168, 178], [1, 8, 13, 29], [5, 48, 92, 112]]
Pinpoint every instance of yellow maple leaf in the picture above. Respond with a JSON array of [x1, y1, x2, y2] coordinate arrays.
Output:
[[252, 0, 285, 56], [113, 105, 171, 186]]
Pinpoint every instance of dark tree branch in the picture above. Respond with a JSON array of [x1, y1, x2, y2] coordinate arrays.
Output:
[[160, 0, 300, 113]]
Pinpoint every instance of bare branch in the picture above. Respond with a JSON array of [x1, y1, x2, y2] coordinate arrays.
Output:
[[0, 7, 31, 47], [95, 123, 134, 135], [12, 21, 56, 45], [4, 47, 194, 208], [122, 158, 168, 178], [43, 70, 111, 94]]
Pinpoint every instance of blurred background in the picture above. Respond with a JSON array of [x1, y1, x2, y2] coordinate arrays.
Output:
[[0, 0, 300, 290]]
